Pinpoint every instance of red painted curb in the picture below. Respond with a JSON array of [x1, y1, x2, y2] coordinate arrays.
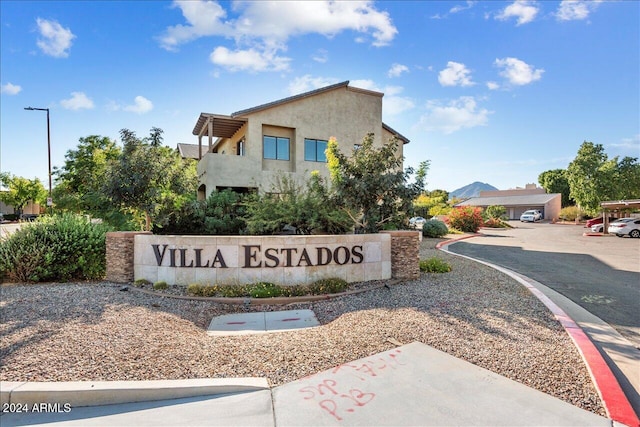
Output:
[[434, 233, 481, 250], [438, 236, 640, 427]]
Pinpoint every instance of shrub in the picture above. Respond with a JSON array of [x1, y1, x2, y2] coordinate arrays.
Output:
[[187, 283, 203, 295], [422, 219, 448, 238], [134, 278, 151, 287], [559, 206, 583, 221], [483, 218, 511, 228], [153, 281, 168, 290], [0, 213, 112, 282], [249, 282, 281, 298], [419, 257, 452, 273], [484, 205, 506, 220], [185, 278, 349, 298], [447, 206, 484, 233], [157, 189, 247, 235], [307, 278, 348, 294]]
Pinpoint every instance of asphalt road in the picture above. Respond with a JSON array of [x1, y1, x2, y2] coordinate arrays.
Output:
[[447, 222, 640, 347]]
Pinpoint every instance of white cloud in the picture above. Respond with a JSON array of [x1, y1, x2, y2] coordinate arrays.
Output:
[[210, 46, 290, 72], [123, 96, 154, 114], [610, 134, 640, 151], [450, 1, 476, 14], [494, 57, 544, 86], [312, 49, 329, 63], [438, 61, 474, 87], [158, 0, 230, 51], [1, 82, 22, 95], [556, 0, 602, 21], [60, 92, 94, 110], [230, 1, 397, 47], [36, 18, 75, 58], [486, 81, 500, 90], [388, 63, 409, 78], [419, 96, 492, 134], [287, 75, 340, 95], [495, 1, 539, 25], [160, 1, 397, 72], [383, 93, 415, 116]]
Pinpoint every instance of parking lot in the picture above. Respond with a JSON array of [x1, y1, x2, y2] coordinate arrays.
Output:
[[447, 221, 640, 347]]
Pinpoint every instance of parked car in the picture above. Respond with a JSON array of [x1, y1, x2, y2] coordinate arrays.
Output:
[[585, 216, 620, 229], [591, 218, 620, 233], [409, 216, 427, 228], [608, 218, 640, 238], [520, 210, 542, 222]]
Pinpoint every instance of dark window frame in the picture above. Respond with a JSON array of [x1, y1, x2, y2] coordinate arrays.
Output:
[[263, 135, 290, 161], [304, 138, 328, 162]]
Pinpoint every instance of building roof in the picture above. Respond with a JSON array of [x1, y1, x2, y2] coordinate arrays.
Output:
[[455, 193, 561, 207], [232, 81, 355, 117], [176, 143, 202, 159], [600, 199, 640, 210], [192, 81, 409, 143]]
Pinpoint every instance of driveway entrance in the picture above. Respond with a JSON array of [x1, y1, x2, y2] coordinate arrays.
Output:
[[447, 222, 640, 347]]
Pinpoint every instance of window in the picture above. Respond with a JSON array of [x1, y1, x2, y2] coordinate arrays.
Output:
[[236, 138, 245, 156], [304, 138, 328, 162], [263, 136, 289, 160]]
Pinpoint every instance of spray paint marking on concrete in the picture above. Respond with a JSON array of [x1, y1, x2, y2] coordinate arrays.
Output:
[[297, 349, 404, 421]]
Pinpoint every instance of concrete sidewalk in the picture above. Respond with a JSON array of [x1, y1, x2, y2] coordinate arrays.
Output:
[[0, 342, 616, 427]]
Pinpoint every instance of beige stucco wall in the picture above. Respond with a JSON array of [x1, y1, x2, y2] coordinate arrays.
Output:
[[198, 86, 404, 196], [544, 195, 562, 221], [133, 234, 392, 286]]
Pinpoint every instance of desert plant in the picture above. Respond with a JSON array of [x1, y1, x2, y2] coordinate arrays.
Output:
[[559, 206, 584, 221], [249, 282, 282, 298], [447, 206, 484, 233], [153, 281, 168, 290], [134, 278, 151, 287], [483, 218, 512, 228], [484, 205, 507, 220], [307, 278, 349, 294], [422, 219, 449, 238], [419, 257, 452, 273], [0, 213, 112, 282]]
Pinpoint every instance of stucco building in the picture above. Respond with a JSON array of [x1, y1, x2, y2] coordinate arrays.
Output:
[[192, 81, 409, 199], [455, 184, 562, 221]]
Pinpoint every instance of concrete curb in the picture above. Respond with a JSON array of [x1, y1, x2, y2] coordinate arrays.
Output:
[[437, 235, 640, 427], [0, 378, 269, 408]]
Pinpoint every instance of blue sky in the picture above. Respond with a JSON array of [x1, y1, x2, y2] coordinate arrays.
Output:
[[1, 0, 638, 193]]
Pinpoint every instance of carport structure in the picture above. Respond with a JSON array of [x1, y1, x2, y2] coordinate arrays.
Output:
[[600, 199, 640, 234]]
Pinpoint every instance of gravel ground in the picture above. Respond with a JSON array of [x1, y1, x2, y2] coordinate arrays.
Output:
[[0, 237, 605, 416]]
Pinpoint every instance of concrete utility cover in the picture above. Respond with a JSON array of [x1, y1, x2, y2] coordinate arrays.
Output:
[[207, 309, 320, 336]]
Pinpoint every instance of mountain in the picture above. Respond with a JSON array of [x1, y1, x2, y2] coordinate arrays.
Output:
[[449, 182, 498, 199]]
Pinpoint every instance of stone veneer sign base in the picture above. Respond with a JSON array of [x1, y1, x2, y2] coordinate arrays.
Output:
[[207, 309, 320, 336]]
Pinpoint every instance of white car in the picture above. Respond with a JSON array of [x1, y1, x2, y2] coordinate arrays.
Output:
[[520, 210, 542, 222], [608, 218, 640, 238], [592, 217, 631, 233], [409, 216, 427, 228]]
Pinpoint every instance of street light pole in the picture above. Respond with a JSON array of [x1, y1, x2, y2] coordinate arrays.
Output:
[[24, 107, 52, 208]]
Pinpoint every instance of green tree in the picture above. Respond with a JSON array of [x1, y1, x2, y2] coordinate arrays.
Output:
[[0, 173, 47, 217], [567, 141, 640, 216], [538, 169, 573, 207], [244, 172, 351, 235], [52, 135, 121, 217], [326, 133, 428, 233], [413, 189, 449, 218], [104, 128, 197, 231]]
